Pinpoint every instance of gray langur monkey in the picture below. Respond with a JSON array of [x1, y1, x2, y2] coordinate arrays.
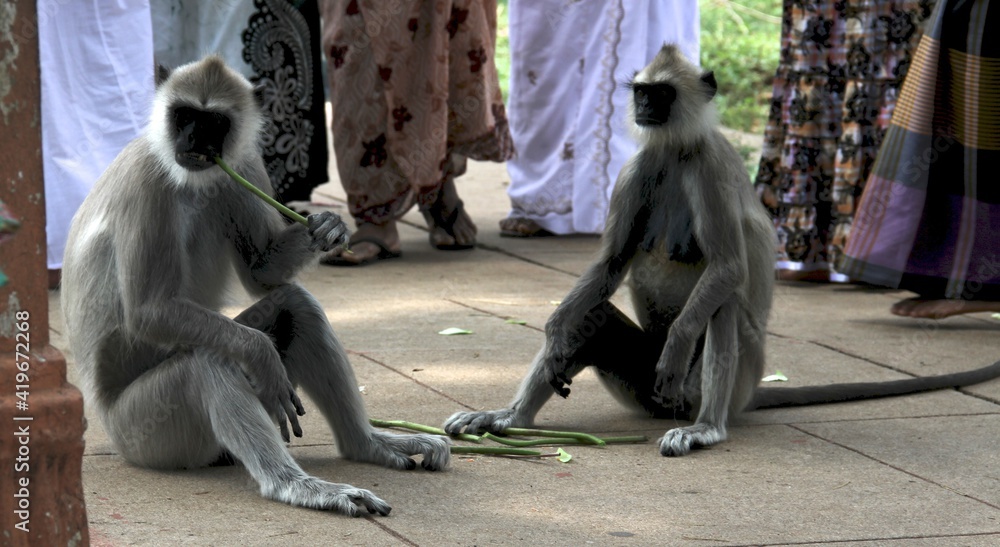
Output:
[[61, 55, 450, 516], [445, 45, 1000, 457]]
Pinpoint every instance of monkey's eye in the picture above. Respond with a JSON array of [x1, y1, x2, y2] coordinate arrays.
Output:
[[172, 107, 231, 138], [173, 107, 195, 130], [632, 83, 677, 106]]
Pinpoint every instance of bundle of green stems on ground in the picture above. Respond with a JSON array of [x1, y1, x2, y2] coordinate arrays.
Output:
[[370, 419, 648, 457]]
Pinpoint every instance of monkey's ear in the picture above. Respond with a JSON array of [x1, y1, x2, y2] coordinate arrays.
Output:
[[700, 71, 718, 101], [155, 64, 172, 87], [252, 83, 267, 108]]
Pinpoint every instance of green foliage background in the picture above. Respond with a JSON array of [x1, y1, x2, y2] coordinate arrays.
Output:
[[495, 0, 510, 100], [699, 0, 782, 133], [493, 0, 782, 134]]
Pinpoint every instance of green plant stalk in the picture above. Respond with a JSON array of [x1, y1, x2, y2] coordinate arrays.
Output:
[[500, 427, 606, 446], [483, 432, 647, 447], [482, 432, 574, 447], [215, 156, 308, 226], [370, 418, 482, 444], [596, 435, 648, 444], [370, 418, 640, 446], [450, 446, 542, 456]]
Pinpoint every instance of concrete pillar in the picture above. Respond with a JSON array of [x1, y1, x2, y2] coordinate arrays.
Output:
[[0, 1, 90, 545]]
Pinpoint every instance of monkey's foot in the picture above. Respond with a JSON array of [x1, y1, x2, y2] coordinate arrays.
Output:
[[443, 408, 526, 435], [265, 476, 391, 517], [346, 430, 452, 471], [659, 423, 726, 457]]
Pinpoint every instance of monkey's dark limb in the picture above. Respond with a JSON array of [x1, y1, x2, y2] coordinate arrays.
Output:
[[551, 301, 667, 404], [547, 300, 638, 397], [542, 161, 657, 397], [549, 362, 573, 397], [566, 301, 707, 420], [750, 359, 1000, 409]]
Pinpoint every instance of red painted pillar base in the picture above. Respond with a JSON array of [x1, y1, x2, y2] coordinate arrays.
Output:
[[1, 0, 90, 544], [0, 346, 88, 546]]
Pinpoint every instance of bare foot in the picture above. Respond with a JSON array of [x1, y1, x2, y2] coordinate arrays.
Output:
[[422, 177, 476, 250], [321, 221, 401, 266], [890, 297, 1000, 319]]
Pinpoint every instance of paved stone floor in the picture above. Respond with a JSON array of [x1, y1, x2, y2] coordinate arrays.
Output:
[[48, 159, 1000, 546]]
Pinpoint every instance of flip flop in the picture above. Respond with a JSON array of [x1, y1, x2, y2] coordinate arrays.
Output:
[[422, 197, 475, 250], [320, 237, 402, 266], [499, 217, 555, 238]]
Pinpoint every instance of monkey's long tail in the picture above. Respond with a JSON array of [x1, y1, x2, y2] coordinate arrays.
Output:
[[748, 358, 1000, 410]]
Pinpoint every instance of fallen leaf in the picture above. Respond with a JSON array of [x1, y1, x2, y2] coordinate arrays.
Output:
[[358, 385, 367, 393], [505, 318, 527, 325], [438, 327, 473, 335], [556, 447, 573, 463], [761, 370, 788, 382], [549, 300, 562, 306], [992, 313, 1000, 320]]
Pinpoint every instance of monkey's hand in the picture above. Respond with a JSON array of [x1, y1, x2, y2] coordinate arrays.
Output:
[[306, 211, 350, 252], [543, 313, 587, 398], [443, 408, 526, 435], [652, 335, 695, 409], [340, 430, 451, 472], [246, 335, 306, 442]]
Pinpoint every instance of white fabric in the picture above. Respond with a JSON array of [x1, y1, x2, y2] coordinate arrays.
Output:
[[41, 0, 154, 268], [505, 0, 699, 235], [150, 1, 255, 77]]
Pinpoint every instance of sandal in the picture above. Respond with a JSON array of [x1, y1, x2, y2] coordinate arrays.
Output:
[[499, 217, 555, 238], [422, 197, 476, 250], [320, 236, 402, 266]]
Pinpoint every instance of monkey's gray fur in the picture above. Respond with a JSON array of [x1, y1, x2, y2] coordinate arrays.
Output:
[[62, 55, 450, 516], [445, 45, 1000, 457]]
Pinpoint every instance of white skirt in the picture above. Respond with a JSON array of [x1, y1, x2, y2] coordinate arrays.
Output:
[[41, 0, 154, 268], [504, 0, 699, 235]]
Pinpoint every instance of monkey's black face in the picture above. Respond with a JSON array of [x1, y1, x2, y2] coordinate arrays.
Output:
[[172, 106, 231, 171], [632, 83, 677, 126]]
